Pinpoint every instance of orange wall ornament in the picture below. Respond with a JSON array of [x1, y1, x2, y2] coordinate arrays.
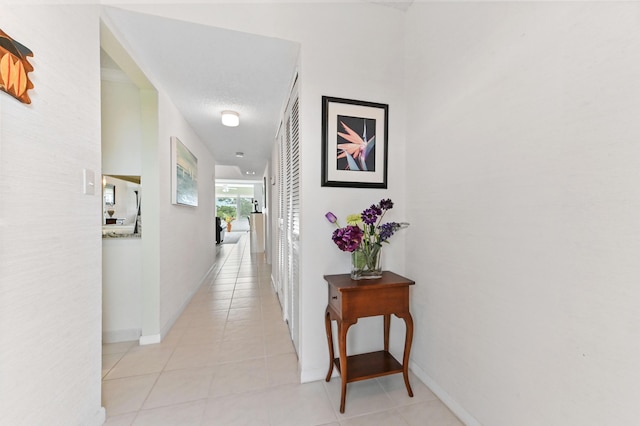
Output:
[[0, 28, 34, 104]]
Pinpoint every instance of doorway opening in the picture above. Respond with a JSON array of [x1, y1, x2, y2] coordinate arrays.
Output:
[[215, 181, 259, 233]]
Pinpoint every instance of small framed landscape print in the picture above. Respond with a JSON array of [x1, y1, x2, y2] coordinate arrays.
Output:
[[171, 136, 198, 207], [321, 96, 388, 188]]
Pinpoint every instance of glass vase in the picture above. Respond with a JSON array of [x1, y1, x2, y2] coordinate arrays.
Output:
[[351, 245, 383, 280]]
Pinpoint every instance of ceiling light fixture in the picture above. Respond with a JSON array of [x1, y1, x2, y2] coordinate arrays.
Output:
[[235, 152, 244, 158], [221, 110, 240, 127]]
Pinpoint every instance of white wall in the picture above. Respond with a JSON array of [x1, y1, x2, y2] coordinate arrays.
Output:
[[116, 1, 409, 383], [139, 87, 161, 343], [157, 91, 217, 334], [101, 77, 143, 343], [5, 2, 637, 424], [102, 238, 142, 342], [102, 14, 217, 343], [101, 79, 141, 174], [405, 3, 640, 425], [292, 5, 408, 380], [0, 5, 104, 425]]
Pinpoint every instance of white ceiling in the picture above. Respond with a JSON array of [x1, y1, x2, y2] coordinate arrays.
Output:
[[102, 7, 300, 180]]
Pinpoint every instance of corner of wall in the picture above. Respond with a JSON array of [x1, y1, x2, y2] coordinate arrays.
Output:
[[409, 361, 481, 426]]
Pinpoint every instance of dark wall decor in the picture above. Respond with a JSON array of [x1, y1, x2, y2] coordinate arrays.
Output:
[[321, 96, 388, 188], [0, 28, 34, 104]]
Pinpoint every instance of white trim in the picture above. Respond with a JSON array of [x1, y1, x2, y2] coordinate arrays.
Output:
[[300, 366, 331, 384], [302, 359, 481, 424], [139, 334, 161, 345], [271, 274, 282, 309], [159, 262, 218, 339], [139, 263, 218, 347], [102, 328, 141, 344], [410, 361, 481, 426], [275, 70, 300, 139]]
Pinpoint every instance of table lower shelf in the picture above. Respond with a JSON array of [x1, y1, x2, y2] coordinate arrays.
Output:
[[333, 350, 404, 383]]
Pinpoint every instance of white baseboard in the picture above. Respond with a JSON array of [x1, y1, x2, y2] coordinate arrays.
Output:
[[158, 262, 218, 341], [409, 361, 481, 426], [102, 328, 141, 343], [302, 358, 480, 425], [139, 333, 161, 345], [300, 365, 338, 384]]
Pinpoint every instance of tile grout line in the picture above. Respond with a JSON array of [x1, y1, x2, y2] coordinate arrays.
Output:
[[103, 232, 299, 423]]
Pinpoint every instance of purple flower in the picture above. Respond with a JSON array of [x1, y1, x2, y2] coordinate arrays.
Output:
[[332, 226, 363, 252], [379, 199, 393, 210], [379, 222, 399, 242], [326, 199, 408, 256], [361, 208, 378, 225]]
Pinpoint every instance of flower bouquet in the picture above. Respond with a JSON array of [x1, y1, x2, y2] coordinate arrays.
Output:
[[326, 198, 409, 280]]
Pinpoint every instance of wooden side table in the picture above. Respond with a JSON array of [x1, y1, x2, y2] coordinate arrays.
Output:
[[323, 271, 415, 413]]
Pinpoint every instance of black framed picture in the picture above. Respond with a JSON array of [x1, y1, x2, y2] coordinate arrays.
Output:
[[321, 96, 388, 188]]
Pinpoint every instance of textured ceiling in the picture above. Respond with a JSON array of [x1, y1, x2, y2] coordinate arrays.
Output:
[[102, 7, 300, 180]]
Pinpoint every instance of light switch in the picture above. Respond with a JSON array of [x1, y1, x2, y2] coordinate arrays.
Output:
[[83, 169, 95, 195]]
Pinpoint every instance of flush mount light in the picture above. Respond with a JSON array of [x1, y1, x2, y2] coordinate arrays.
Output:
[[245, 171, 255, 175], [221, 110, 240, 127], [235, 152, 244, 158]]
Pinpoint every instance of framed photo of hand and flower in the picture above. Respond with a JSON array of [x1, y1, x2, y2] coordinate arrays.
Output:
[[321, 96, 388, 188]]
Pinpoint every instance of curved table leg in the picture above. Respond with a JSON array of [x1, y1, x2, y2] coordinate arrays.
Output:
[[338, 319, 356, 413], [324, 307, 334, 381], [383, 314, 390, 352], [396, 312, 414, 397]]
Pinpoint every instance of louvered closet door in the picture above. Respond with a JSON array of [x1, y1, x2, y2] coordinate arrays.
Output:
[[274, 127, 285, 307], [288, 97, 300, 352], [278, 122, 289, 325], [276, 76, 299, 351]]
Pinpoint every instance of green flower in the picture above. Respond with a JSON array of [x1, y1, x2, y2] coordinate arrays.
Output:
[[346, 214, 362, 225]]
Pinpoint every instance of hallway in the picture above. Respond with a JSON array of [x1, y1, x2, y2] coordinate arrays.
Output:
[[101, 234, 461, 425]]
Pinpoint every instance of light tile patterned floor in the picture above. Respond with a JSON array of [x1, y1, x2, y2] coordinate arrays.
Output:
[[102, 233, 462, 425]]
